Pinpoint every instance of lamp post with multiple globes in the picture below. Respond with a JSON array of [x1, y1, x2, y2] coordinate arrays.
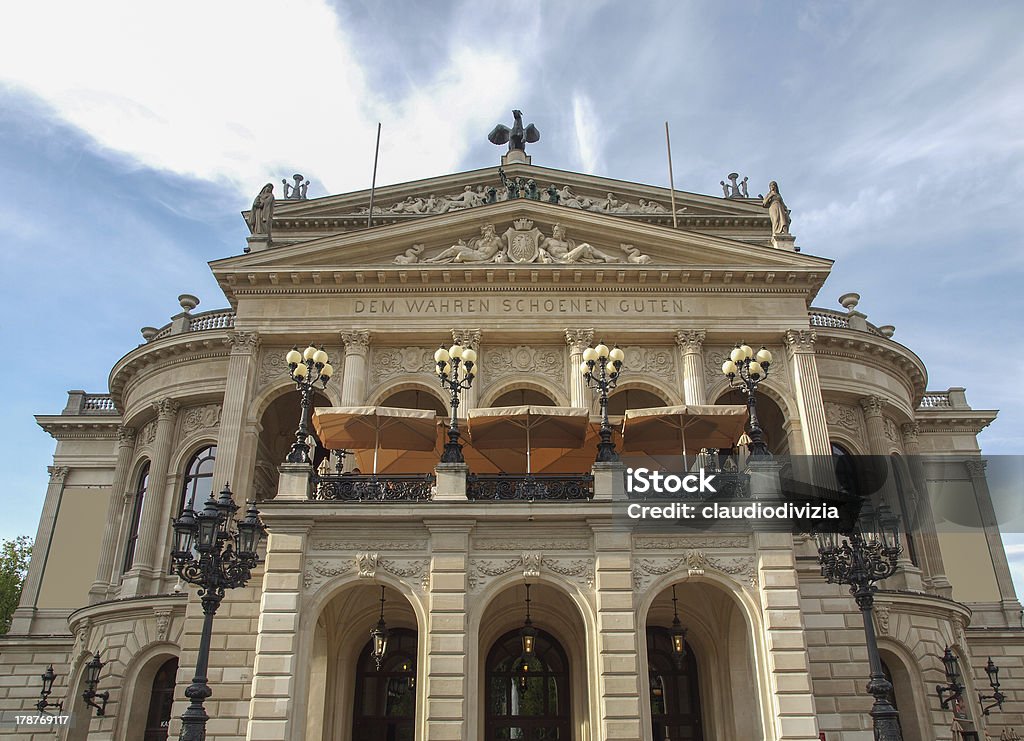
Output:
[[434, 343, 477, 463], [721, 342, 773, 456], [285, 345, 333, 463], [579, 341, 624, 462], [170, 484, 266, 741]]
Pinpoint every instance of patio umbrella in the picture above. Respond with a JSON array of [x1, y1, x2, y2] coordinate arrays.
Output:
[[621, 404, 748, 469], [312, 406, 438, 474], [468, 406, 589, 474]]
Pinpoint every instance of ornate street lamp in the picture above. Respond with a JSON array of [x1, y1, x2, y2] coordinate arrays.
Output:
[[370, 586, 389, 671], [579, 341, 624, 462], [669, 584, 688, 668], [936, 646, 965, 711], [82, 652, 109, 716], [815, 501, 902, 741], [35, 664, 62, 715], [285, 345, 333, 463], [721, 343, 773, 456], [434, 343, 477, 463], [980, 656, 1006, 715], [170, 484, 266, 741]]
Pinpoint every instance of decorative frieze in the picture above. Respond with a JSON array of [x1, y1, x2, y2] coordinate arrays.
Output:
[[482, 345, 563, 380], [823, 402, 860, 432], [370, 347, 435, 384], [883, 417, 900, 444], [257, 348, 289, 389], [622, 346, 676, 383], [632, 551, 757, 591], [473, 538, 590, 551], [468, 555, 594, 592], [139, 420, 158, 447], [633, 535, 749, 550], [303, 559, 355, 590], [180, 404, 222, 437], [311, 539, 428, 551]]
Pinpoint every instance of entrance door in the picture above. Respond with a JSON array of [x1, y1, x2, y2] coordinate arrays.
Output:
[[486, 628, 570, 741], [352, 628, 417, 741], [144, 657, 178, 741], [647, 627, 703, 741]]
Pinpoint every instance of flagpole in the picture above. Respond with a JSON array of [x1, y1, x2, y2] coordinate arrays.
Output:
[[367, 122, 382, 228], [665, 121, 678, 229]]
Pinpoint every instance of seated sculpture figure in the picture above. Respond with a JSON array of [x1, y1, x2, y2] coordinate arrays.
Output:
[[538, 224, 619, 264]]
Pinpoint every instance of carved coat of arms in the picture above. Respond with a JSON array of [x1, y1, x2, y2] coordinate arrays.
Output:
[[502, 219, 543, 263]]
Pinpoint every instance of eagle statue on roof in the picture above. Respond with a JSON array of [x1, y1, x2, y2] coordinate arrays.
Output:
[[488, 109, 540, 153]]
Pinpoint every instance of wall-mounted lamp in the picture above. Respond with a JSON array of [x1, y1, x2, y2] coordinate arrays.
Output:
[[936, 646, 964, 711], [82, 652, 109, 716], [979, 656, 1006, 716], [35, 664, 63, 715]]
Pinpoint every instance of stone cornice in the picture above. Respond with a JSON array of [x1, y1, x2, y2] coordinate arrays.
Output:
[[67, 593, 187, 631], [914, 408, 997, 434], [37, 416, 121, 440], [812, 329, 928, 405]]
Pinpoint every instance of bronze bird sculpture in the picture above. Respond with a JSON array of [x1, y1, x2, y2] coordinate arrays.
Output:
[[488, 109, 540, 152]]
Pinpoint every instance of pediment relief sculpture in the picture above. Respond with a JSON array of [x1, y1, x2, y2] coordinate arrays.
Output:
[[359, 184, 677, 218], [400, 220, 652, 265]]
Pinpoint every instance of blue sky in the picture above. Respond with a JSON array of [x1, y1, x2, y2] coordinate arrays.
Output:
[[2, 1, 1023, 587]]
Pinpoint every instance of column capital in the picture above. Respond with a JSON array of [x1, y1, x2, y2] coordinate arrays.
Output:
[[117, 425, 137, 447], [227, 330, 261, 355], [564, 328, 595, 352], [340, 329, 370, 355], [675, 330, 706, 352], [965, 458, 988, 478], [47, 465, 69, 483], [152, 398, 180, 421], [452, 328, 482, 349], [784, 329, 817, 352], [858, 395, 886, 418], [900, 422, 920, 445]]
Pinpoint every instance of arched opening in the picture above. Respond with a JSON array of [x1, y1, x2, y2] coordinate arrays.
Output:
[[178, 445, 216, 512], [255, 390, 330, 499], [647, 627, 703, 740], [831, 442, 858, 495], [492, 388, 557, 407], [607, 388, 669, 416], [476, 582, 590, 741], [143, 657, 179, 740], [380, 389, 448, 416], [486, 628, 571, 741], [643, 580, 763, 740], [878, 647, 929, 741], [716, 389, 788, 455], [352, 628, 417, 741], [304, 583, 420, 741]]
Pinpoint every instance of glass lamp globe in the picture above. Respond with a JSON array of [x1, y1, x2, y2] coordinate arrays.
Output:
[[285, 349, 302, 365], [582, 347, 598, 363]]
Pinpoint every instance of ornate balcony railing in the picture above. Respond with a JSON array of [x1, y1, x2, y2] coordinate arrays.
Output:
[[626, 471, 749, 500], [310, 473, 434, 502], [919, 392, 952, 408], [808, 308, 884, 337], [187, 310, 236, 332], [467, 473, 595, 501]]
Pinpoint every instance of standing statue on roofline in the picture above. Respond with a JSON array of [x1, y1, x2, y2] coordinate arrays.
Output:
[[762, 180, 791, 236], [247, 183, 275, 236]]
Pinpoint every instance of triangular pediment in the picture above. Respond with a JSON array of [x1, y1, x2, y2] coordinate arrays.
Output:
[[214, 198, 831, 306]]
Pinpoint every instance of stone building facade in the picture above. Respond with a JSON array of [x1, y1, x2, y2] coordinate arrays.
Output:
[[0, 154, 1020, 740]]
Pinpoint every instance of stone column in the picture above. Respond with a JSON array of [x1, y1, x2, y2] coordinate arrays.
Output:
[[592, 522, 644, 740], [340, 330, 370, 405], [9, 465, 68, 635], [565, 328, 594, 408], [123, 398, 179, 595], [784, 330, 830, 456], [755, 531, 822, 740], [452, 328, 482, 418], [858, 396, 889, 456], [212, 331, 261, 493], [966, 459, 1020, 620], [901, 422, 952, 597], [246, 521, 312, 741], [675, 330, 707, 405], [89, 426, 136, 603], [424, 521, 473, 739]]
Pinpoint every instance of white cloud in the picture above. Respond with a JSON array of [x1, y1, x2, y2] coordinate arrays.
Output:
[[572, 92, 604, 174], [0, 0, 523, 195]]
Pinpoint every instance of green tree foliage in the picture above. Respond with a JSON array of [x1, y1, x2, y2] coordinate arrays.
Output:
[[0, 536, 33, 635]]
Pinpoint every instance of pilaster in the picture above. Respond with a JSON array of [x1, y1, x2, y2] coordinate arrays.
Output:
[[213, 331, 261, 497], [591, 522, 643, 740], [452, 328, 481, 418], [122, 398, 179, 596], [965, 458, 1021, 621], [565, 328, 595, 408], [10, 465, 68, 635], [90, 425, 136, 603], [424, 522, 474, 740], [340, 330, 370, 405], [755, 531, 821, 740], [675, 330, 707, 404], [784, 330, 830, 456]]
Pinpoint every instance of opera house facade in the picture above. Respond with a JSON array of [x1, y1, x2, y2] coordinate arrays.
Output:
[[1, 144, 1020, 741]]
